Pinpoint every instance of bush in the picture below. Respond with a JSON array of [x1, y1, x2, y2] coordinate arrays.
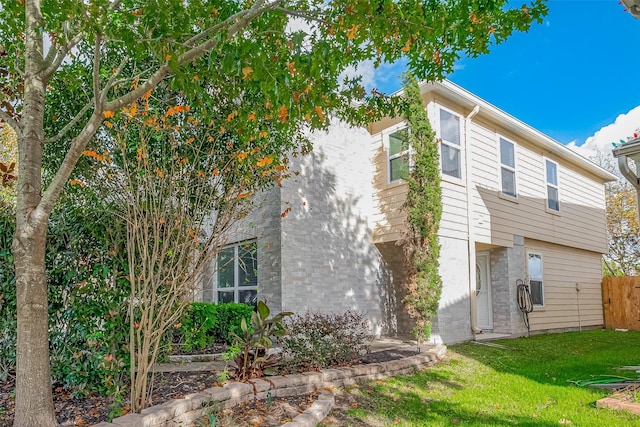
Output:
[[174, 302, 254, 351], [0, 203, 16, 382], [0, 198, 130, 396], [281, 311, 373, 370]]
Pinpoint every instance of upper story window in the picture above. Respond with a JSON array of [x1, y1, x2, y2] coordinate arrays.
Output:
[[527, 252, 544, 306], [387, 129, 410, 182], [545, 159, 560, 212], [499, 137, 517, 198], [439, 108, 461, 179], [216, 240, 258, 306]]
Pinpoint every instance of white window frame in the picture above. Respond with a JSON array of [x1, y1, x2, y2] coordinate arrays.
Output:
[[526, 251, 544, 307], [437, 106, 463, 182], [545, 158, 560, 213], [498, 136, 518, 200], [215, 240, 258, 305], [386, 126, 411, 183]]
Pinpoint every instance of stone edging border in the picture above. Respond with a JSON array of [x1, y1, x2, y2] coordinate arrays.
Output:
[[91, 344, 447, 427], [596, 396, 640, 416]]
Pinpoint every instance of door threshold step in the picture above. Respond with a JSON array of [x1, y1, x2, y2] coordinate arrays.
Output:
[[474, 332, 511, 341]]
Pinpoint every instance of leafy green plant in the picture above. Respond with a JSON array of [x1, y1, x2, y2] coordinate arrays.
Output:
[[281, 311, 372, 370], [229, 301, 292, 381], [0, 195, 129, 396], [174, 302, 254, 352]]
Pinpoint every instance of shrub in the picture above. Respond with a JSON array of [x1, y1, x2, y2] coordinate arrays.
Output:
[[0, 198, 130, 396], [174, 302, 254, 351], [0, 203, 16, 382], [281, 311, 373, 370]]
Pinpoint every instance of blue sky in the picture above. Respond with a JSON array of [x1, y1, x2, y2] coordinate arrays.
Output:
[[374, 0, 640, 147]]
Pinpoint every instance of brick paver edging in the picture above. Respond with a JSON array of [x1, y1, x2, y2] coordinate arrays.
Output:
[[91, 345, 447, 427], [596, 397, 640, 416]]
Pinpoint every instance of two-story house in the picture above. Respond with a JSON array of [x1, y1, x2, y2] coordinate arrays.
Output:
[[199, 80, 616, 344]]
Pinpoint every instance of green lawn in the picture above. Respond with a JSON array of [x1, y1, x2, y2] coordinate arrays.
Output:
[[326, 330, 640, 426]]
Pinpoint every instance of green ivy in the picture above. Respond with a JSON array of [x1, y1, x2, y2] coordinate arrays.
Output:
[[400, 72, 443, 344]]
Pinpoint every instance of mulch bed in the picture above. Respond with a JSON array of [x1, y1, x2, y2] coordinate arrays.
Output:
[[0, 349, 417, 427]]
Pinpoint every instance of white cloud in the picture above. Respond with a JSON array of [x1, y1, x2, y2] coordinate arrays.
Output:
[[340, 59, 407, 94], [566, 105, 640, 161]]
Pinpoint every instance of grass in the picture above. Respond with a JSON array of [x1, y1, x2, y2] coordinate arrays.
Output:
[[325, 329, 640, 426]]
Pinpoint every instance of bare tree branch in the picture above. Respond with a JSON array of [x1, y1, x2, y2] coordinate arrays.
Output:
[[273, 6, 326, 24], [37, 111, 104, 218], [100, 57, 129, 105], [44, 99, 94, 144], [93, 34, 102, 113], [43, 32, 84, 80]]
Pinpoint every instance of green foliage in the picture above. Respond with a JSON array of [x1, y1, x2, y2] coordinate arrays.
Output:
[[228, 301, 292, 381], [173, 302, 254, 351], [400, 72, 443, 344], [45, 199, 129, 397], [281, 311, 372, 370], [0, 195, 129, 396], [0, 201, 16, 382]]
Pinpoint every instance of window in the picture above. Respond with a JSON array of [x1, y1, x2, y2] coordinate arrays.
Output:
[[216, 240, 258, 305], [388, 129, 409, 182], [527, 252, 544, 306], [545, 159, 560, 212], [499, 137, 517, 198], [439, 108, 461, 179]]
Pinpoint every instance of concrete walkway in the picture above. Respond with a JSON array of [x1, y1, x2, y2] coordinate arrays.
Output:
[[152, 337, 424, 373]]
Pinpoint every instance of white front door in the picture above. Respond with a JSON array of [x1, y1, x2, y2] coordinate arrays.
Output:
[[475, 252, 493, 330]]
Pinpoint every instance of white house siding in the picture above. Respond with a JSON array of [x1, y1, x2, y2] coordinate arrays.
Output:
[[432, 236, 473, 344], [524, 238, 604, 332], [469, 119, 499, 246], [278, 119, 391, 335], [468, 119, 608, 254]]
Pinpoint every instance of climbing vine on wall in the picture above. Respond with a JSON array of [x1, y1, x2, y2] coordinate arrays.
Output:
[[399, 72, 443, 344]]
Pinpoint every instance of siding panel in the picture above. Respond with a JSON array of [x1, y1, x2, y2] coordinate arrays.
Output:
[[525, 239, 604, 332]]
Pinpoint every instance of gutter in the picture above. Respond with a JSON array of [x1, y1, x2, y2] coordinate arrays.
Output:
[[464, 104, 482, 335]]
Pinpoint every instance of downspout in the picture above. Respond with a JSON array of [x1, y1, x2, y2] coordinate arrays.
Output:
[[465, 105, 482, 335]]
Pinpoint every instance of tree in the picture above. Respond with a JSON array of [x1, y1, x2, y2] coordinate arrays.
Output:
[[399, 72, 442, 344], [595, 153, 640, 276], [0, 1, 547, 425]]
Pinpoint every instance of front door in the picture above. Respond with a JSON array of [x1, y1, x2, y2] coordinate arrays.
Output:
[[475, 252, 493, 330]]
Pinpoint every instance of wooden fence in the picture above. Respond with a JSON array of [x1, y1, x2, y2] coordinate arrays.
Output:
[[602, 276, 640, 331]]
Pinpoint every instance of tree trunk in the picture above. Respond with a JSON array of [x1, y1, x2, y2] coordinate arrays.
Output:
[[12, 1, 58, 425], [12, 226, 57, 427]]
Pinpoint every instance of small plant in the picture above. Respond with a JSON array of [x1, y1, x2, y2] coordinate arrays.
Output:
[[229, 301, 292, 381], [281, 311, 373, 370]]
